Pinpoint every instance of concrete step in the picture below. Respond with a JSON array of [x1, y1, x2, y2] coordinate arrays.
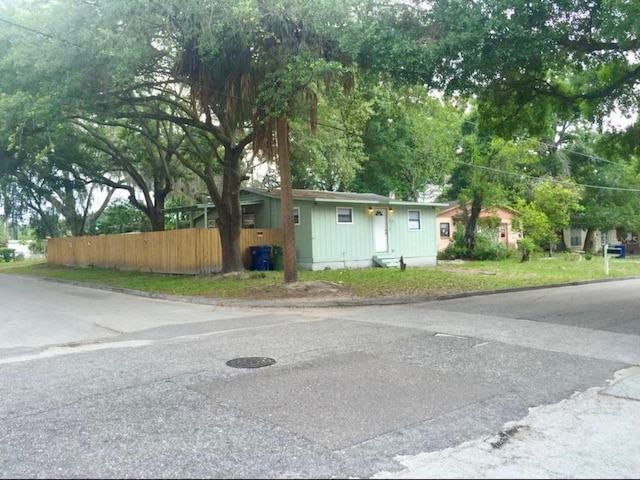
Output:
[[372, 255, 401, 268]]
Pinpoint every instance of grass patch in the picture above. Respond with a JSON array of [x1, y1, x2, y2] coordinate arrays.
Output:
[[2, 254, 639, 300]]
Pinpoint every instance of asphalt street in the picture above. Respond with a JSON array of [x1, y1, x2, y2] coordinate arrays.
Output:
[[0, 275, 638, 478]]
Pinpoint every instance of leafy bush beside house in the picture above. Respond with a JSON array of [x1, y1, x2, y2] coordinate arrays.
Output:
[[0, 248, 15, 262], [439, 230, 510, 261]]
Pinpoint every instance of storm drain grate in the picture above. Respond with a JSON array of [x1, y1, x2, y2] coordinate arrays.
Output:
[[225, 357, 276, 369]]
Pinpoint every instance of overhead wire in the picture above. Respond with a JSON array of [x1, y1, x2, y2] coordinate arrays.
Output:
[[0, 17, 87, 50], [2, 14, 639, 194]]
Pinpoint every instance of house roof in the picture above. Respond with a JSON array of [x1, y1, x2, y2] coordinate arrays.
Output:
[[242, 187, 449, 207], [437, 201, 520, 216], [163, 187, 448, 214]]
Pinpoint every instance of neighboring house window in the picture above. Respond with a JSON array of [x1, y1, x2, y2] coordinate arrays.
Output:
[[293, 207, 300, 225], [408, 210, 421, 230], [601, 232, 610, 246], [500, 223, 507, 238], [570, 228, 582, 247], [242, 213, 255, 228], [337, 207, 353, 224], [440, 222, 450, 237]]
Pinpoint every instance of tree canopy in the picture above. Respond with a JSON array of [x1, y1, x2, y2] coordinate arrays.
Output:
[[1, 0, 638, 268], [449, 1, 636, 133]]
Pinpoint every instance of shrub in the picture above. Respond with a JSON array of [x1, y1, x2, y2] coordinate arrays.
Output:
[[472, 233, 510, 260], [440, 230, 470, 260], [28, 239, 46, 255], [518, 237, 536, 262], [440, 231, 511, 261], [440, 243, 470, 260], [0, 248, 15, 262]]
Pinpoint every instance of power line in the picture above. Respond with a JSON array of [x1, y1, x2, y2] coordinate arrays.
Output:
[[310, 117, 640, 194], [459, 117, 634, 169], [450, 158, 640, 193], [0, 17, 87, 50], [2, 15, 639, 195]]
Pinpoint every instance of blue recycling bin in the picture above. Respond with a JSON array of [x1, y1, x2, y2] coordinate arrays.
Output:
[[607, 244, 627, 259], [250, 245, 271, 271]]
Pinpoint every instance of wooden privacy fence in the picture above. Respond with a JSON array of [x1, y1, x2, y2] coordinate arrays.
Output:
[[47, 228, 283, 274]]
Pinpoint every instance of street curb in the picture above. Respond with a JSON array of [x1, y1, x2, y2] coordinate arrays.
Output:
[[17, 274, 640, 309]]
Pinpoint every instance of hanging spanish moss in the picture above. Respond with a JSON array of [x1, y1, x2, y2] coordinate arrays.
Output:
[[174, 32, 257, 133], [252, 112, 275, 160]]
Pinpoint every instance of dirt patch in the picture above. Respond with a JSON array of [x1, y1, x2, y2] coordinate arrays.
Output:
[[248, 280, 355, 300], [439, 268, 497, 276]]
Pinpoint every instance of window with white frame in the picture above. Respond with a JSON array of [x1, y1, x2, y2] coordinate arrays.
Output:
[[408, 210, 421, 230], [293, 207, 300, 225], [336, 207, 353, 224], [440, 222, 450, 238]]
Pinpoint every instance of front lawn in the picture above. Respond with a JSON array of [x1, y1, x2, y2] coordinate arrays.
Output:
[[1, 253, 638, 300]]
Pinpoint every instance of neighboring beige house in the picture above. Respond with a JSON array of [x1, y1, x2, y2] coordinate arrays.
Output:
[[562, 227, 635, 253], [436, 202, 635, 255], [437, 202, 521, 251]]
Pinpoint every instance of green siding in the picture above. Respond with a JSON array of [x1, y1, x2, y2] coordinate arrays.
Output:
[[386, 206, 438, 257], [294, 202, 313, 263], [193, 190, 439, 268], [266, 197, 281, 228], [308, 204, 438, 263], [243, 196, 280, 229], [311, 203, 375, 262], [249, 197, 313, 263]]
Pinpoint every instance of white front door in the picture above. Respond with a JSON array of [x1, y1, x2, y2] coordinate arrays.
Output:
[[373, 208, 389, 253]]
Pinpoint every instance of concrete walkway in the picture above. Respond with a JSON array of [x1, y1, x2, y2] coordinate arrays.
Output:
[[374, 367, 640, 479]]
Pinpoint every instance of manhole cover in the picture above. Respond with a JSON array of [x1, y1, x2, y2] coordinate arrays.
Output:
[[225, 357, 276, 369]]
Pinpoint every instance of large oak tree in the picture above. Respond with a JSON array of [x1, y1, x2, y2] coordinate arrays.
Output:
[[1, 0, 366, 273]]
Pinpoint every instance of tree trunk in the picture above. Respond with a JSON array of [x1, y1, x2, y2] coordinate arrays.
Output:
[[555, 229, 567, 252], [216, 148, 245, 273], [67, 213, 85, 237], [277, 117, 298, 283], [187, 142, 246, 273], [149, 207, 165, 231], [217, 202, 244, 272], [463, 194, 482, 251], [583, 228, 595, 252], [148, 191, 168, 231], [129, 186, 168, 232]]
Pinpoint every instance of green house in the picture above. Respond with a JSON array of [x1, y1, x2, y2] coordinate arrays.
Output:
[[181, 187, 447, 270]]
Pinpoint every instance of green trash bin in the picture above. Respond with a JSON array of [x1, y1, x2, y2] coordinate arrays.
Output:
[[272, 245, 284, 271]]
